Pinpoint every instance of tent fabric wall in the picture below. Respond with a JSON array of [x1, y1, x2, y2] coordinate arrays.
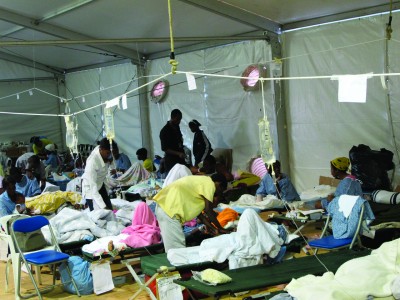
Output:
[[0, 60, 53, 80], [282, 12, 400, 192], [0, 60, 62, 147], [0, 79, 63, 148], [65, 63, 141, 163], [146, 40, 277, 172]]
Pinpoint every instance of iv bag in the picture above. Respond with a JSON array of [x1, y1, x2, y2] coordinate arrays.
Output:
[[64, 116, 78, 152], [66, 130, 74, 148], [104, 107, 115, 140], [258, 117, 275, 165]]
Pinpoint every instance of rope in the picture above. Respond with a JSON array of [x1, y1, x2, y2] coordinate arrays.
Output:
[[167, 0, 178, 74]]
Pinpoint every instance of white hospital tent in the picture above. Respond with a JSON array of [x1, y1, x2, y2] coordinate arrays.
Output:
[[0, 0, 399, 191]]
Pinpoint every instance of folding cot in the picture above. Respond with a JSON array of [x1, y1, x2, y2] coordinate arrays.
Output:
[[172, 249, 371, 299], [81, 242, 164, 262], [136, 252, 228, 300]]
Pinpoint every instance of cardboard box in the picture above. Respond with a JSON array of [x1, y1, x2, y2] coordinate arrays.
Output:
[[319, 176, 340, 187]]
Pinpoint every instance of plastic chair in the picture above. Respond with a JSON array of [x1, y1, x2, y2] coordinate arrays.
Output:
[[0, 214, 32, 294], [10, 215, 81, 300], [309, 201, 365, 253]]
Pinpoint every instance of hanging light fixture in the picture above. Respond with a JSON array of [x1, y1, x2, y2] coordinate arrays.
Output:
[[240, 64, 267, 91], [150, 80, 169, 103]]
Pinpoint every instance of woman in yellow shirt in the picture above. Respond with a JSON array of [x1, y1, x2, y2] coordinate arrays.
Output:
[[153, 174, 228, 252]]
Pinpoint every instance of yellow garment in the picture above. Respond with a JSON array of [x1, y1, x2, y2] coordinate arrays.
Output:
[[32, 138, 53, 154], [26, 191, 81, 214], [331, 157, 350, 171], [232, 170, 260, 187], [153, 176, 215, 223], [143, 158, 154, 172], [0, 164, 4, 177], [201, 269, 232, 284]]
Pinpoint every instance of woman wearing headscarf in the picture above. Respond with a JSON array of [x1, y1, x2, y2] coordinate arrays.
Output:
[[316, 156, 363, 209], [189, 119, 213, 167]]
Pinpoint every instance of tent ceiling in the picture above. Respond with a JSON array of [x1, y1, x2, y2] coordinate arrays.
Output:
[[0, 0, 398, 74]]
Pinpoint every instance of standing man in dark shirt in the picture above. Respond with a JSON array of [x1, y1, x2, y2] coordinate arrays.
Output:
[[159, 109, 186, 174]]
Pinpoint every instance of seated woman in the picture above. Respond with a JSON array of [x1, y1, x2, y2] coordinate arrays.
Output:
[[43, 144, 60, 175], [193, 155, 234, 182], [315, 157, 363, 209], [256, 160, 299, 202], [9, 167, 41, 197], [0, 176, 27, 217]]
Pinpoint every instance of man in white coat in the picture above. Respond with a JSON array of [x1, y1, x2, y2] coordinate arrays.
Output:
[[82, 138, 116, 211]]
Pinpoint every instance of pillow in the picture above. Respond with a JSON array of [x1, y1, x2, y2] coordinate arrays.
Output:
[[201, 268, 232, 285]]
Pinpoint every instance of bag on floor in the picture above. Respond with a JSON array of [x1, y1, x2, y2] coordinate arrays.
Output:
[[59, 256, 94, 295], [90, 260, 114, 294], [349, 144, 393, 191]]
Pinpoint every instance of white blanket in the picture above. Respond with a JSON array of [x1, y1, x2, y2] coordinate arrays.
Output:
[[285, 238, 400, 299], [162, 163, 192, 188], [220, 194, 284, 211], [111, 198, 142, 225], [300, 185, 336, 202], [43, 207, 125, 244], [81, 234, 129, 256], [168, 209, 283, 269], [43, 207, 96, 244]]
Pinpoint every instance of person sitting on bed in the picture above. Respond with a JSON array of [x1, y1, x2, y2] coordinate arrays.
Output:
[[153, 174, 230, 252], [193, 155, 234, 182], [0, 176, 27, 217], [32, 136, 54, 158], [43, 144, 60, 174], [315, 157, 363, 209], [26, 155, 46, 192], [111, 144, 131, 174], [256, 160, 299, 202], [9, 167, 41, 197], [136, 148, 154, 172]]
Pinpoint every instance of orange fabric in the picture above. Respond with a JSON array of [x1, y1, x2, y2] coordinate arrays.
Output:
[[216, 208, 239, 227]]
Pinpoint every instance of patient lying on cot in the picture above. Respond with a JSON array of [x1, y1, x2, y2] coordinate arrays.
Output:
[[25, 190, 82, 214], [167, 209, 288, 269], [82, 202, 161, 256]]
